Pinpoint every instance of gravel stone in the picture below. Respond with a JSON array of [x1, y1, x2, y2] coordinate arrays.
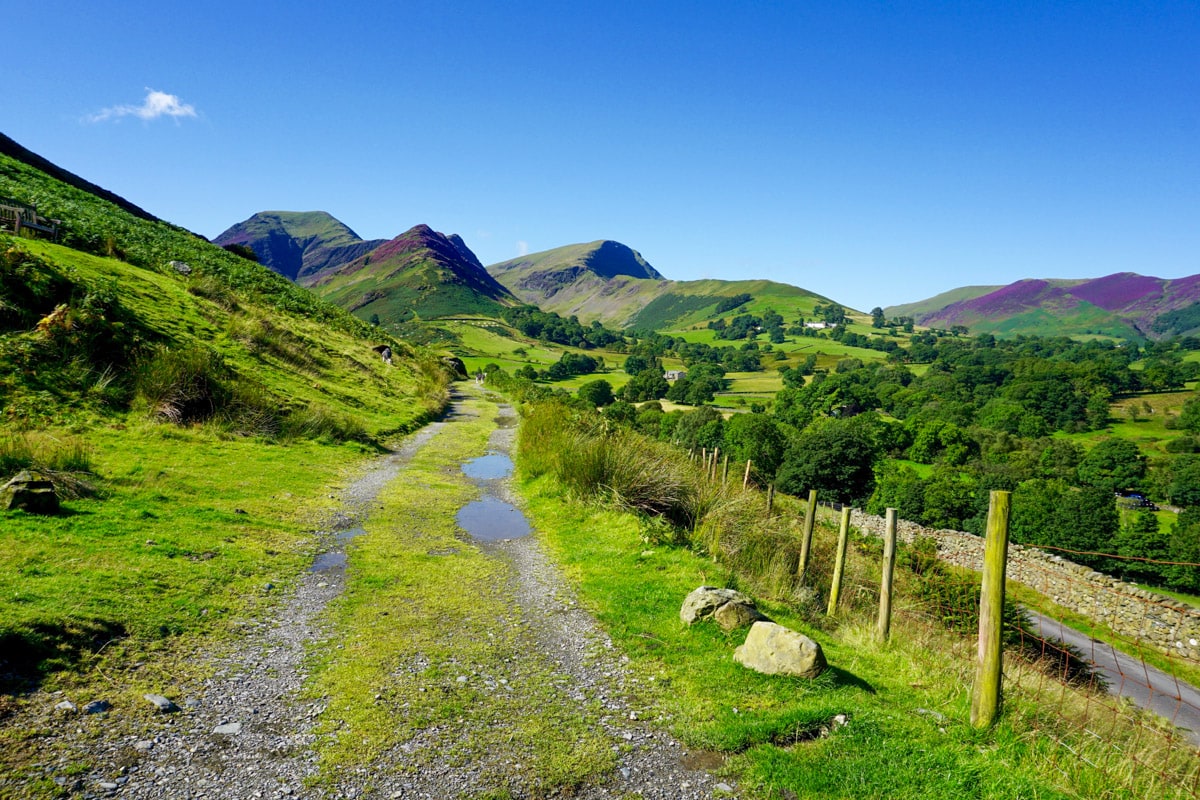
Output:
[[0, 393, 732, 799]]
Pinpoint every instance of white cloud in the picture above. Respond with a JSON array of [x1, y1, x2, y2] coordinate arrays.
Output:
[[517, 240, 529, 256], [87, 88, 198, 123]]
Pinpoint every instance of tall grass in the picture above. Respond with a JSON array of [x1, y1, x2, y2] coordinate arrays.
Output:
[[131, 343, 369, 444], [0, 432, 92, 476], [518, 401, 843, 603]]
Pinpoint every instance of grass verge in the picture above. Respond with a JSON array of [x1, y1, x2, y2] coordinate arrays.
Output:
[[518, 459, 1198, 799]]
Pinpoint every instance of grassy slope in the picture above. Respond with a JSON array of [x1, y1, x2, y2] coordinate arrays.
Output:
[[0, 148, 451, 730], [521, 474, 1186, 799]]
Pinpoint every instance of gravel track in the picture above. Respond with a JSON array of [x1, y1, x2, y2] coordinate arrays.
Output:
[[5, 396, 731, 799]]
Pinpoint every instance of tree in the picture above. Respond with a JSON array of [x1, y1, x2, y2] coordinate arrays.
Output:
[[1010, 480, 1118, 570], [870, 307, 886, 328], [1113, 510, 1167, 584], [1179, 393, 1200, 433], [775, 416, 880, 505], [672, 406, 725, 451], [867, 463, 925, 521], [622, 369, 669, 402], [1166, 508, 1200, 592], [920, 468, 976, 531], [1166, 454, 1200, 508], [1078, 439, 1147, 493], [577, 379, 614, 408], [722, 414, 787, 482]]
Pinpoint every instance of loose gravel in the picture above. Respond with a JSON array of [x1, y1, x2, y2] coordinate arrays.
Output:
[[4, 397, 733, 799]]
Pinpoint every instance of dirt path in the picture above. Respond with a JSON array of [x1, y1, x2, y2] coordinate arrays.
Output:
[[17, 392, 727, 799]]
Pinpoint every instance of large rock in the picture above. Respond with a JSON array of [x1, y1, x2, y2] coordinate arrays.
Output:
[[1, 470, 59, 514], [680, 586, 753, 624], [442, 356, 468, 379], [681, 586, 768, 631], [714, 600, 769, 631], [734, 621, 827, 679]]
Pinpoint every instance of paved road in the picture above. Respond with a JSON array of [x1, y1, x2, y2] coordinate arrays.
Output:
[[1024, 609, 1200, 747]]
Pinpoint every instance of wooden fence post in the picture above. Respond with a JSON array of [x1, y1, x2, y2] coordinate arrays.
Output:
[[971, 490, 1012, 729], [766, 484, 775, 516], [721, 454, 729, 484], [742, 459, 753, 490], [711, 447, 720, 482], [876, 508, 898, 644], [797, 489, 817, 580], [827, 506, 851, 616]]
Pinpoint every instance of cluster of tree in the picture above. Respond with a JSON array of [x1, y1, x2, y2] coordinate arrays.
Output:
[[775, 335, 1198, 438], [499, 305, 625, 349], [707, 309, 787, 343], [503, 350, 602, 383]]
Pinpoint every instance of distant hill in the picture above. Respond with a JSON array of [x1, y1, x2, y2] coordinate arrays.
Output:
[[486, 241, 834, 329], [894, 272, 1200, 339], [308, 224, 517, 321], [214, 211, 386, 282], [487, 240, 666, 327], [885, 285, 1001, 321]]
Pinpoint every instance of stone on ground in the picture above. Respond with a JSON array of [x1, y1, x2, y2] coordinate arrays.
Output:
[[734, 621, 827, 678]]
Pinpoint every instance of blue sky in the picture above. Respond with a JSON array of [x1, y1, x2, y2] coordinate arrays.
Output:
[[5, 1, 1197, 311]]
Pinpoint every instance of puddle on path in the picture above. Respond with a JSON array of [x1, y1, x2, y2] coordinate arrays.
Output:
[[457, 450, 531, 540], [456, 496, 531, 541], [461, 452, 513, 481], [310, 551, 348, 573], [308, 527, 366, 573]]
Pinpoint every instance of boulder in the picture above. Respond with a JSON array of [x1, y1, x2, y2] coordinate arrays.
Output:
[[1, 470, 59, 514], [734, 621, 827, 679], [680, 586, 753, 624], [714, 600, 769, 632], [680, 586, 768, 631]]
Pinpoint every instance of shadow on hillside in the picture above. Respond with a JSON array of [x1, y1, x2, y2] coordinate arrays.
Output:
[[0, 619, 127, 696]]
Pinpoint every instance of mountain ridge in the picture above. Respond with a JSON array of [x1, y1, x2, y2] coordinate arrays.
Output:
[[894, 272, 1200, 339]]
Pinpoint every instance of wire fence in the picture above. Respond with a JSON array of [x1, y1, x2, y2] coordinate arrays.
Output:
[[694, 454, 1200, 797], [841, 501, 1200, 799]]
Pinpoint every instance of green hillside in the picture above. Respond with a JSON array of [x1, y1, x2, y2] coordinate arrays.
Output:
[[0, 145, 450, 697]]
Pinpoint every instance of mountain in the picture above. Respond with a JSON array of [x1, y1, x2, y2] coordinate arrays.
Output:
[[213, 211, 387, 282], [892, 272, 1200, 339], [486, 241, 835, 329], [486, 241, 667, 325], [307, 224, 516, 321]]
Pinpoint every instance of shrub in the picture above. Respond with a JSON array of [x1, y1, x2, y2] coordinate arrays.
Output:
[[132, 344, 231, 425]]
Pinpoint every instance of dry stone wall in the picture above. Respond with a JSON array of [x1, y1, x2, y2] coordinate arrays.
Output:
[[847, 508, 1200, 663]]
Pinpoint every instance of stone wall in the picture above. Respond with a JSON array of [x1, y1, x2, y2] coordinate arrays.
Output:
[[846, 508, 1200, 663]]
